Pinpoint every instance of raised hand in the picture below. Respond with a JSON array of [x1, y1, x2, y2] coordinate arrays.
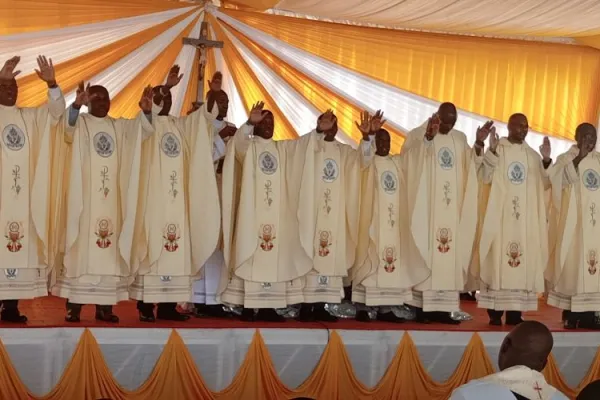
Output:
[[166, 65, 183, 88], [74, 81, 90, 108], [540, 136, 551, 161], [476, 120, 494, 143], [248, 101, 266, 125], [208, 71, 223, 92], [0, 56, 21, 81], [355, 111, 371, 139], [35, 55, 56, 85], [425, 113, 440, 139], [139, 85, 154, 113], [318, 109, 336, 132], [219, 125, 237, 139], [370, 110, 386, 132], [489, 129, 500, 152]]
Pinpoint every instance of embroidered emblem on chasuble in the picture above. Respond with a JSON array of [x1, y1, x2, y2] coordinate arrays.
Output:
[[93, 132, 114, 157], [507, 242, 522, 267], [160, 275, 172, 283], [259, 224, 275, 251], [507, 161, 526, 185], [5, 222, 24, 252], [161, 132, 181, 157], [4, 269, 17, 280], [318, 230, 332, 256], [436, 228, 452, 253], [317, 275, 329, 288], [382, 246, 396, 272], [588, 250, 598, 275], [584, 169, 600, 191], [437, 147, 454, 170], [259, 151, 277, 175], [163, 223, 180, 252], [2, 124, 25, 151], [322, 158, 339, 183], [381, 171, 397, 194], [95, 218, 114, 249]]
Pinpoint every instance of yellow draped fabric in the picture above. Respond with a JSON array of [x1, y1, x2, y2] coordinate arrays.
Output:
[[0, 0, 190, 35], [109, 16, 199, 118], [15, 8, 198, 109], [219, 19, 405, 152], [0, 329, 596, 399], [225, 9, 600, 141], [208, 14, 297, 140]]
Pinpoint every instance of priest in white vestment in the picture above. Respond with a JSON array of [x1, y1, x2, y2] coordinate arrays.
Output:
[[451, 321, 568, 400], [217, 102, 312, 322], [130, 66, 223, 322], [51, 83, 153, 323], [0, 56, 66, 322], [191, 72, 237, 318], [290, 111, 360, 322], [546, 123, 600, 330], [478, 114, 552, 326], [402, 103, 481, 324], [352, 128, 411, 323]]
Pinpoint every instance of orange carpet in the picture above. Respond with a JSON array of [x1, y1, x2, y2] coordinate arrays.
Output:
[[4, 296, 568, 331]]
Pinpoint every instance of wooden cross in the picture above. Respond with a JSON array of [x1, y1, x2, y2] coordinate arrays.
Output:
[[182, 21, 224, 103]]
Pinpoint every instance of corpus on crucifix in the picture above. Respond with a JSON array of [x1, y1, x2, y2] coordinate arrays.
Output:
[[182, 21, 224, 103]]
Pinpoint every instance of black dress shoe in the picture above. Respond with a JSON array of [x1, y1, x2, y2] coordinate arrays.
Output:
[[137, 301, 155, 322], [355, 310, 371, 322], [377, 311, 404, 323], [156, 303, 190, 321], [95, 305, 119, 323], [489, 318, 502, 326], [298, 303, 315, 322], [505, 311, 524, 326], [256, 308, 285, 322], [241, 308, 255, 322], [65, 301, 82, 323], [0, 309, 27, 323], [433, 311, 461, 325], [313, 303, 338, 322]]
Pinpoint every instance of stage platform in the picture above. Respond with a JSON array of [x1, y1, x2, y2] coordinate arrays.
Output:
[[1, 297, 597, 396]]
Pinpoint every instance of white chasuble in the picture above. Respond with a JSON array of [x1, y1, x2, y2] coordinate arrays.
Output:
[[353, 156, 411, 306], [478, 139, 547, 311], [218, 125, 311, 308], [402, 123, 479, 312], [52, 113, 147, 305], [548, 150, 600, 311], [0, 94, 64, 299]]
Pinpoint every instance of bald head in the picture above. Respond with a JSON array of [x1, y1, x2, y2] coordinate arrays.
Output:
[[437, 102, 457, 134], [498, 321, 553, 372], [375, 128, 391, 156], [507, 113, 529, 144], [88, 85, 110, 118], [575, 122, 597, 152]]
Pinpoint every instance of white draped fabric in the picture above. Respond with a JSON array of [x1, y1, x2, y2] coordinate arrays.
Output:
[[210, 27, 248, 127], [273, 0, 600, 38], [216, 10, 574, 158], [222, 25, 355, 145], [64, 11, 201, 109], [3, 7, 198, 78], [0, 327, 596, 396], [170, 15, 203, 116]]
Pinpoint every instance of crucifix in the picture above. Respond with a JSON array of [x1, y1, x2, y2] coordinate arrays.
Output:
[[183, 21, 224, 104]]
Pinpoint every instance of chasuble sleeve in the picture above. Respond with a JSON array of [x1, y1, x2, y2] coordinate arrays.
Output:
[[480, 149, 500, 184], [232, 124, 253, 162], [343, 146, 361, 266], [220, 137, 244, 274], [351, 161, 376, 285]]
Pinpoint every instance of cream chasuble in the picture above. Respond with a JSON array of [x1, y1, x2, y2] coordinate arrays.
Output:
[[401, 123, 480, 312], [218, 125, 311, 308], [547, 148, 600, 311], [0, 89, 65, 299], [52, 112, 151, 305], [352, 155, 412, 306], [478, 139, 548, 311], [294, 132, 360, 304], [192, 117, 233, 305]]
